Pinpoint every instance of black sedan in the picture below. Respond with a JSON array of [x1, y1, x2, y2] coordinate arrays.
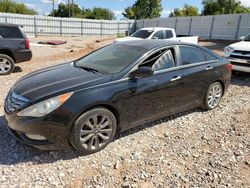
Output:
[[4, 40, 232, 154]]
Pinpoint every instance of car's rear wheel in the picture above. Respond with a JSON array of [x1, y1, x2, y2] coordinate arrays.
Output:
[[0, 54, 15, 75], [203, 82, 223, 110], [71, 108, 117, 155]]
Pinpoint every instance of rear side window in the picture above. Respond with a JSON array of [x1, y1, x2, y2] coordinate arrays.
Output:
[[205, 52, 218, 61], [165, 30, 174, 39], [179, 46, 206, 65], [0, 26, 23, 39], [153, 31, 164, 39]]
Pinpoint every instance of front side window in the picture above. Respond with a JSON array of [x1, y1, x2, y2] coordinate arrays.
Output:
[[179, 46, 206, 65], [152, 31, 164, 39], [139, 48, 175, 71], [75, 44, 147, 74], [131, 30, 154, 39], [0, 26, 23, 38]]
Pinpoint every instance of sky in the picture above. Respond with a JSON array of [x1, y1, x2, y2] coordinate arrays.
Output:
[[17, 0, 250, 20]]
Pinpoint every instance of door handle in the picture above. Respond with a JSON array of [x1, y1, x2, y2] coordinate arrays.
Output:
[[206, 66, 213, 70], [171, 76, 181, 82]]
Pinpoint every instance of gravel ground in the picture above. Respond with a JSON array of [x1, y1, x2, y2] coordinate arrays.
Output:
[[0, 37, 249, 188]]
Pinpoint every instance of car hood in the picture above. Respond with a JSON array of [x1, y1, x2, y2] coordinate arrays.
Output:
[[115, 36, 143, 42], [13, 63, 112, 102], [229, 41, 250, 51]]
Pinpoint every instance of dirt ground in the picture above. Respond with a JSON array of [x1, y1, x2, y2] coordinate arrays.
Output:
[[0, 36, 249, 188]]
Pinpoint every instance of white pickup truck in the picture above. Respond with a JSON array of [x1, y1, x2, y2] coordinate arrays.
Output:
[[115, 27, 199, 45], [224, 33, 250, 73]]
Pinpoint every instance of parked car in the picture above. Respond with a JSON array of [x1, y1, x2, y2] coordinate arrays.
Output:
[[4, 40, 231, 154], [115, 27, 199, 44], [0, 23, 32, 75], [224, 33, 250, 73]]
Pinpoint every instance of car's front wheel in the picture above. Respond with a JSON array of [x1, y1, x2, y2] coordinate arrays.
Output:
[[0, 54, 15, 75], [203, 82, 223, 110], [71, 107, 117, 155]]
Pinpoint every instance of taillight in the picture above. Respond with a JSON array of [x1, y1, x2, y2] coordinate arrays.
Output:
[[225, 63, 232, 71], [25, 38, 30, 49]]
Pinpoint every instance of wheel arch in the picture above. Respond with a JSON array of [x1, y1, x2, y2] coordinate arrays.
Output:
[[213, 79, 225, 95], [0, 49, 16, 62]]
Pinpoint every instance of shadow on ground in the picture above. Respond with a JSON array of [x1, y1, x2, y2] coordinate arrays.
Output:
[[231, 71, 250, 87], [0, 108, 201, 166]]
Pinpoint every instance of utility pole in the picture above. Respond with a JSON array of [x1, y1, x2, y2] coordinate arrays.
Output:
[[72, 0, 74, 17], [52, 0, 55, 17], [68, 0, 71, 17]]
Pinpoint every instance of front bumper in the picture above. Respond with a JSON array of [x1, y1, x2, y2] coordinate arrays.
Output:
[[227, 57, 250, 73], [4, 111, 72, 150]]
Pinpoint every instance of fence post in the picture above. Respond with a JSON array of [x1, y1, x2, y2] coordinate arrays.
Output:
[[128, 22, 131, 35], [157, 19, 159, 27], [235, 14, 242, 40], [209, 16, 215, 39], [5, 15, 7, 23], [174, 18, 177, 31], [60, 19, 62, 36], [34, 16, 37, 37], [188, 17, 192, 35], [81, 21, 83, 36], [100, 21, 103, 36], [143, 19, 145, 27], [117, 22, 120, 36]]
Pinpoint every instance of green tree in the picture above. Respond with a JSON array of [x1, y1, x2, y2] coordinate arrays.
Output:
[[0, 0, 37, 15], [85, 7, 115, 20], [169, 4, 199, 17], [202, 0, 250, 15], [49, 3, 82, 17], [123, 0, 162, 19], [49, 3, 115, 20]]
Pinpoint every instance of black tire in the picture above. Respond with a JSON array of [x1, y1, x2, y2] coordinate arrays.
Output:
[[202, 82, 223, 110], [0, 54, 15, 75], [71, 107, 117, 155]]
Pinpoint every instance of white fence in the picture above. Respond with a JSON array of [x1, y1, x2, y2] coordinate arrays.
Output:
[[1, 12, 250, 40], [0, 13, 135, 36], [135, 14, 250, 40]]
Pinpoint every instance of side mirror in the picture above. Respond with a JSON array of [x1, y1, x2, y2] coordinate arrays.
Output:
[[129, 67, 153, 78], [152, 36, 158, 39], [240, 36, 245, 41]]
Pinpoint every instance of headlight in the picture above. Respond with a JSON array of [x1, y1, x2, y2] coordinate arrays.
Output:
[[17, 92, 73, 117], [224, 46, 234, 53]]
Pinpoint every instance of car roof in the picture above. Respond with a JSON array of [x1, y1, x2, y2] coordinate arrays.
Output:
[[116, 40, 191, 50], [139, 27, 174, 31], [0, 23, 18, 27]]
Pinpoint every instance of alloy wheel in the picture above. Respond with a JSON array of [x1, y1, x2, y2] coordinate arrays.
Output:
[[0, 58, 12, 73], [79, 114, 113, 150], [207, 83, 222, 109]]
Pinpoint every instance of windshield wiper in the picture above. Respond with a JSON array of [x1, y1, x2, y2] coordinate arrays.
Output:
[[78, 66, 100, 73]]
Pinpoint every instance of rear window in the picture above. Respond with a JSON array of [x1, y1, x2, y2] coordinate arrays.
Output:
[[131, 30, 154, 39], [165, 30, 174, 39], [0, 26, 23, 39]]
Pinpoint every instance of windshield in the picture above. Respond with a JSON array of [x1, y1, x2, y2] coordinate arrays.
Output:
[[131, 30, 154, 39], [75, 44, 147, 74], [244, 34, 250, 41]]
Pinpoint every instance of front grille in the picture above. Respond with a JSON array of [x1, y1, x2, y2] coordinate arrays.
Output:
[[230, 55, 250, 61], [233, 50, 250, 55], [5, 91, 30, 113]]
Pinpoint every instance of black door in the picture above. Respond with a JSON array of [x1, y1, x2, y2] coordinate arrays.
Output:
[[178, 45, 220, 108], [128, 48, 184, 126]]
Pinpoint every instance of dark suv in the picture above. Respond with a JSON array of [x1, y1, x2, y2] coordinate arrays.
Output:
[[0, 23, 32, 75]]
